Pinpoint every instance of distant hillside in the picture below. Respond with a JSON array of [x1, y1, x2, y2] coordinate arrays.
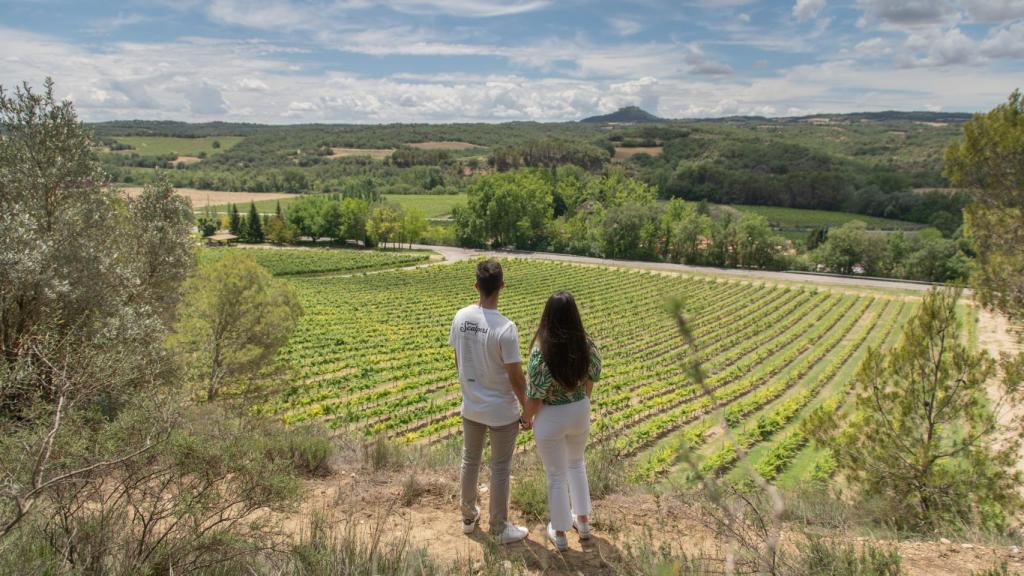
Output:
[[90, 120, 266, 138], [581, 106, 664, 124]]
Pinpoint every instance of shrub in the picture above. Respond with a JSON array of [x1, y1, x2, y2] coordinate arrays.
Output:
[[510, 459, 548, 522]]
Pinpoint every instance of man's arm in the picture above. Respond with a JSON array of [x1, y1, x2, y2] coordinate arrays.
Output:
[[504, 362, 527, 411]]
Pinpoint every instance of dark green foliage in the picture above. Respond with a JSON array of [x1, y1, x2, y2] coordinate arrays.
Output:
[[229, 203, 241, 234], [244, 201, 265, 243], [489, 137, 610, 171], [810, 221, 970, 281]]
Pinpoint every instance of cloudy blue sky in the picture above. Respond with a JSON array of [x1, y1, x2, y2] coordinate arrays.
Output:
[[1, 0, 1023, 123]]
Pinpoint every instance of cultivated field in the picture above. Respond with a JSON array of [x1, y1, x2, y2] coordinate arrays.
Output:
[[267, 257, 915, 484], [202, 246, 430, 276], [122, 187, 298, 209], [328, 147, 394, 159], [729, 204, 923, 231], [613, 146, 663, 159], [384, 193, 466, 218], [111, 136, 243, 156]]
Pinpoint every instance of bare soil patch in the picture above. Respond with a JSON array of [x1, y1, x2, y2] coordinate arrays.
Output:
[[978, 306, 1024, 473], [172, 155, 202, 165], [328, 147, 394, 159], [407, 141, 480, 150], [613, 146, 663, 160], [121, 187, 298, 208], [289, 465, 1023, 575]]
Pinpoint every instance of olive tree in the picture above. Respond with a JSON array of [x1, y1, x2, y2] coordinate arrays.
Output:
[[0, 79, 194, 539]]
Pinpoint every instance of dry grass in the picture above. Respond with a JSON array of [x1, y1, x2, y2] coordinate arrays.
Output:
[[329, 147, 394, 159], [407, 141, 480, 150], [121, 187, 298, 208], [613, 146, 663, 160], [172, 155, 202, 165]]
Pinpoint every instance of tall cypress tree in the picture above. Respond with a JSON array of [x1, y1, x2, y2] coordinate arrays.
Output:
[[247, 201, 264, 243], [229, 204, 241, 235]]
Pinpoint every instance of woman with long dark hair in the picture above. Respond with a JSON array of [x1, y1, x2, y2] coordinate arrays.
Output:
[[521, 291, 602, 551]]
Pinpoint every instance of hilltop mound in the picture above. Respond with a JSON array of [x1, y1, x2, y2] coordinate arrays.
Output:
[[581, 105, 664, 124]]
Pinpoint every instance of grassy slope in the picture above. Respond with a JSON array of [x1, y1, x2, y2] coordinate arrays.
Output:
[[113, 136, 244, 156], [730, 204, 922, 231], [383, 194, 466, 218]]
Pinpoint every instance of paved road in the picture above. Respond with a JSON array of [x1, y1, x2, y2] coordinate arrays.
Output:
[[413, 244, 940, 293]]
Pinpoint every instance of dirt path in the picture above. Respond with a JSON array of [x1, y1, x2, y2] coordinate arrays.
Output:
[[412, 244, 941, 293]]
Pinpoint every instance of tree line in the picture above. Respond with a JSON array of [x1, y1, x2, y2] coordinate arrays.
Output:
[[198, 194, 429, 249], [453, 166, 969, 281]]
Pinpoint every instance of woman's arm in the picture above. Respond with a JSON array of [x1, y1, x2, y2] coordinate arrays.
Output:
[[585, 378, 593, 399], [522, 397, 543, 428]]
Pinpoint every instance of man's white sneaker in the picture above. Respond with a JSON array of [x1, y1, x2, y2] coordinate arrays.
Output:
[[495, 524, 529, 544], [546, 523, 568, 551], [462, 507, 480, 534], [572, 516, 591, 540]]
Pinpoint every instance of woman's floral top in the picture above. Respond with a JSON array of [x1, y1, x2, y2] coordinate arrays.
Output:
[[526, 342, 601, 406]]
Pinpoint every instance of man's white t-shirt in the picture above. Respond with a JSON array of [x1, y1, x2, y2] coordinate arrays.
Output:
[[449, 304, 522, 427]]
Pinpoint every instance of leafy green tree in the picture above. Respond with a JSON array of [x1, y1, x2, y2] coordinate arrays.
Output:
[[671, 205, 712, 264], [811, 220, 884, 275], [265, 215, 298, 244], [600, 202, 662, 260], [583, 167, 657, 208], [320, 199, 344, 241], [339, 197, 369, 243], [367, 202, 403, 248], [945, 89, 1024, 322], [731, 213, 781, 269], [459, 169, 553, 248], [244, 201, 264, 243], [808, 288, 1022, 531], [401, 207, 428, 248], [170, 251, 303, 401], [287, 195, 329, 242]]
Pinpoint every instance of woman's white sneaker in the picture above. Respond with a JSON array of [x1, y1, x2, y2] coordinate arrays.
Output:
[[495, 524, 529, 544], [462, 507, 480, 534], [572, 516, 591, 540], [546, 523, 568, 551]]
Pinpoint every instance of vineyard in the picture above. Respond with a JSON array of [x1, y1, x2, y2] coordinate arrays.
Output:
[[268, 258, 917, 484], [200, 246, 430, 276]]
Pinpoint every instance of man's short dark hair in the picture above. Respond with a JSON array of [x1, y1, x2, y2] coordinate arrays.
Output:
[[476, 259, 503, 297]]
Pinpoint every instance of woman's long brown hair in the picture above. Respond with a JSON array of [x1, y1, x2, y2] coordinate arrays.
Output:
[[530, 291, 590, 392]]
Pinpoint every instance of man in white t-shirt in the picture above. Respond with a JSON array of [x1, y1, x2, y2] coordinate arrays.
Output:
[[449, 259, 529, 544]]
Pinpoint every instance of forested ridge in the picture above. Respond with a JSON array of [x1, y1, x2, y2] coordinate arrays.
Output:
[[93, 111, 975, 282]]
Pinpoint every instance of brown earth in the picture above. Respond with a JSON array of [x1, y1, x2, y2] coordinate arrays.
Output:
[[172, 155, 203, 165], [120, 187, 297, 208], [329, 147, 394, 159], [978, 306, 1024, 475], [613, 146, 663, 160], [288, 462, 1023, 575], [408, 141, 481, 150]]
